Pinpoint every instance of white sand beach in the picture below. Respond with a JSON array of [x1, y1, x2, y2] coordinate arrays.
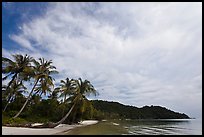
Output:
[[2, 120, 98, 135]]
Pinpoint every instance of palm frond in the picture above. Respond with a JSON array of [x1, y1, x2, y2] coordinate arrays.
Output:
[[2, 57, 14, 64]]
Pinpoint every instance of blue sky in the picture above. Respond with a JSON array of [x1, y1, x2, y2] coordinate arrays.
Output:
[[2, 2, 202, 118]]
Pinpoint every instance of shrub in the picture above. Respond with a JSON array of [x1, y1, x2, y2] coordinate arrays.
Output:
[[7, 110, 18, 117], [3, 117, 27, 125]]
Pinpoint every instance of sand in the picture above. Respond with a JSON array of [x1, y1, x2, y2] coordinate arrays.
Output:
[[2, 120, 98, 135]]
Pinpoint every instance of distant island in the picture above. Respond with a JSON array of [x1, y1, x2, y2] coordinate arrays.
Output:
[[91, 100, 190, 120]]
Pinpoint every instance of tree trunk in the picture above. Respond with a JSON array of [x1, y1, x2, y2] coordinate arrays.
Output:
[[3, 73, 18, 112], [3, 78, 21, 112], [6, 73, 18, 91], [50, 102, 77, 128], [32, 102, 77, 128], [13, 79, 39, 118], [3, 94, 12, 112]]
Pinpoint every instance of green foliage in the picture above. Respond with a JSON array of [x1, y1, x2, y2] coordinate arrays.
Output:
[[54, 77, 98, 125], [25, 116, 49, 123], [2, 54, 98, 125], [91, 100, 190, 120], [2, 54, 190, 127], [3, 117, 27, 125], [82, 101, 94, 120], [6, 110, 19, 117]]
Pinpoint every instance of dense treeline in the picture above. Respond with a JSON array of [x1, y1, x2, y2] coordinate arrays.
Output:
[[2, 54, 98, 127], [91, 100, 190, 119], [2, 94, 99, 125]]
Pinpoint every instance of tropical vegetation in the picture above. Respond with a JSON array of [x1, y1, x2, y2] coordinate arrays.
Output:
[[91, 100, 190, 119], [2, 54, 190, 128], [2, 54, 99, 128]]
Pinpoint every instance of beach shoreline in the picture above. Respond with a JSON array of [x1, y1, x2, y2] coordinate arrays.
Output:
[[2, 120, 98, 135]]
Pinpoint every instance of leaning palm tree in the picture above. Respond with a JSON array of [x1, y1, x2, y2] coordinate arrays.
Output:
[[56, 78, 74, 116], [28, 76, 55, 106], [71, 78, 98, 122], [2, 54, 33, 90], [13, 58, 58, 118], [2, 54, 33, 111], [48, 78, 98, 128], [2, 79, 27, 112], [34, 76, 55, 97], [58, 78, 73, 103]]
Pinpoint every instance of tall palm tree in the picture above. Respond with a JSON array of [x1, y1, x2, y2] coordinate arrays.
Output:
[[71, 78, 98, 122], [48, 78, 98, 128], [34, 75, 55, 97], [13, 58, 58, 118], [2, 54, 33, 111], [2, 79, 27, 112], [2, 54, 33, 89], [57, 78, 73, 102], [55, 78, 74, 116]]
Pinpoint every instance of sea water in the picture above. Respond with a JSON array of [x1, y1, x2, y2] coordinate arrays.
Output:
[[65, 118, 202, 135]]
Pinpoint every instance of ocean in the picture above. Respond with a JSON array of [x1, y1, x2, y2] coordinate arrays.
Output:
[[64, 118, 202, 135]]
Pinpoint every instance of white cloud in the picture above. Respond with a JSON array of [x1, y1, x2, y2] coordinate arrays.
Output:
[[3, 2, 202, 118], [9, 35, 34, 50]]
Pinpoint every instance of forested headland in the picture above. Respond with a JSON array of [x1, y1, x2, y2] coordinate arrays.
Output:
[[91, 100, 190, 120]]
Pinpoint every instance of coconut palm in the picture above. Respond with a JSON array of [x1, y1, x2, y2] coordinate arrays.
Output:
[[13, 58, 58, 118], [2, 54, 33, 111], [34, 75, 55, 97], [70, 78, 98, 122], [2, 79, 27, 112], [57, 78, 74, 102], [48, 88, 59, 100], [48, 78, 98, 128], [28, 77, 55, 106], [2, 54, 33, 89]]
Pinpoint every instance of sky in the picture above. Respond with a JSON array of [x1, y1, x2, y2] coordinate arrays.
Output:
[[2, 2, 202, 118]]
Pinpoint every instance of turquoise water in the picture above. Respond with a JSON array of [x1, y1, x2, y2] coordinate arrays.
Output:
[[65, 119, 202, 135]]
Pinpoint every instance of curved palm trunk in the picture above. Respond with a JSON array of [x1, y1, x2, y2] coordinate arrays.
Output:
[[6, 73, 18, 91], [3, 95, 13, 112], [13, 79, 39, 118], [3, 74, 18, 112], [3, 79, 24, 112], [50, 102, 77, 128], [3, 102, 9, 112]]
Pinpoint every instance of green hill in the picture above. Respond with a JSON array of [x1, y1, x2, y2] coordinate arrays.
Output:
[[91, 100, 190, 120]]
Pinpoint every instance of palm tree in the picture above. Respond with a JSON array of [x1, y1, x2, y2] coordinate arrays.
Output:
[[2, 54, 33, 111], [71, 78, 98, 122], [48, 88, 59, 100], [58, 78, 74, 102], [2, 54, 33, 89], [48, 78, 98, 128], [55, 78, 74, 116], [2, 79, 27, 112], [13, 58, 58, 118], [34, 76, 55, 97]]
